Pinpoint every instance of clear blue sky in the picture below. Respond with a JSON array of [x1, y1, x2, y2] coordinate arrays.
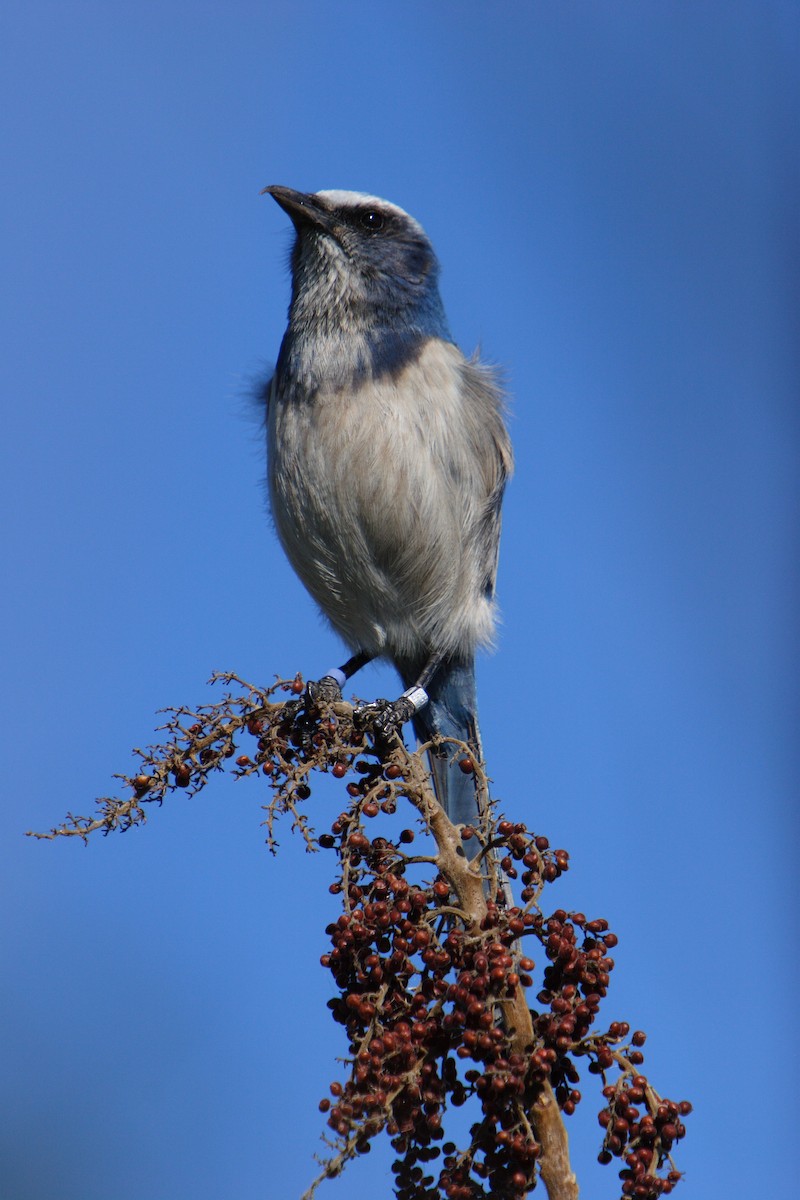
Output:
[[2, 3, 797, 1198]]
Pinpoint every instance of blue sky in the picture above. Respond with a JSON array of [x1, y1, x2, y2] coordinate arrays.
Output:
[[2, 3, 797, 1198]]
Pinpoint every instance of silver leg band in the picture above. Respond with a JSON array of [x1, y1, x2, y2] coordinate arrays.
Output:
[[402, 685, 429, 712]]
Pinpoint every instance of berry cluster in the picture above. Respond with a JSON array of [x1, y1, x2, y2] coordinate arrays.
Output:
[[531, 907, 617, 1111], [303, 731, 688, 1200], [317, 814, 551, 1200], [597, 1074, 691, 1198], [34, 673, 691, 1199]]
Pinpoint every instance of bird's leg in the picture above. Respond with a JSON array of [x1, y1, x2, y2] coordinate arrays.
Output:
[[355, 653, 444, 741], [414, 654, 445, 692], [282, 651, 374, 743], [307, 649, 373, 703]]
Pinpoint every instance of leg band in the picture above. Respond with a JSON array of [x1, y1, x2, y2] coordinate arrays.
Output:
[[401, 685, 429, 712]]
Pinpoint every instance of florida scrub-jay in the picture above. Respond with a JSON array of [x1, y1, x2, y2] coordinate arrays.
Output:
[[262, 186, 512, 837]]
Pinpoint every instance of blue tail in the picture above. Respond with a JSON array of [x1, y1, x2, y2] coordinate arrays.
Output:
[[399, 658, 486, 837]]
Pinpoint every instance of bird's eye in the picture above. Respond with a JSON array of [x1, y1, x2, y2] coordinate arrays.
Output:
[[359, 210, 385, 231]]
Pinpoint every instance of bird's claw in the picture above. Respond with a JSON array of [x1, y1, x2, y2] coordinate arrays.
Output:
[[306, 675, 344, 705], [278, 697, 305, 725], [279, 676, 344, 749], [354, 696, 416, 741]]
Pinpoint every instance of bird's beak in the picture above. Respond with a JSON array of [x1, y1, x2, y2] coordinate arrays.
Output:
[[261, 185, 333, 233]]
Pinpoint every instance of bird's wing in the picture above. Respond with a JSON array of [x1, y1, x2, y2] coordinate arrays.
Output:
[[458, 354, 514, 600]]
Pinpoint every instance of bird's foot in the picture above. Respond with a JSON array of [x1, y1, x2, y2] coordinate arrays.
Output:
[[306, 674, 344, 705], [354, 697, 413, 740], [279, 674, 344, 747], [354, 685, 429, 742]]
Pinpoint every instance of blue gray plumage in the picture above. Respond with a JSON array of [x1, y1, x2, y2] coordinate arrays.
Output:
[[262, 186, 512, 839]]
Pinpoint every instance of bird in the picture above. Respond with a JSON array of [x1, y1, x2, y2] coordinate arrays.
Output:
[[261, 186, 512, 842]]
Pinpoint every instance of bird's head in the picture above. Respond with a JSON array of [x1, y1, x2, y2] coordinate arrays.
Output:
[[263, 186, 449, 338]]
